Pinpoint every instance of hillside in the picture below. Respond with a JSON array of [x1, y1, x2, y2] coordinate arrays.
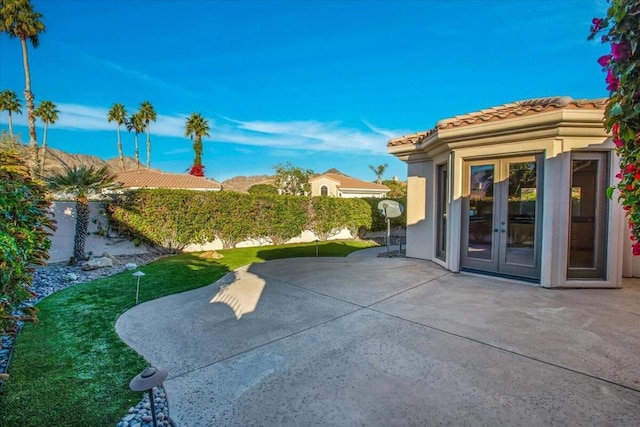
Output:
[[7, 142, 144, 175], [222, 175, 274, 193]]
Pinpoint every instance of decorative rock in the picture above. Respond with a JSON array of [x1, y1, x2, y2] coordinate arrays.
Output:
[[141, 415, 153, 422], [101, 252, 119, 264], [81, 256, 113, 271], [125, 263, 138, 270], [65, 272, 78, 281], [123, 413, 136, 422]]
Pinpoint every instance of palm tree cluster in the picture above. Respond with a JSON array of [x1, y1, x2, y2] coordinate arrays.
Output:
[[2, 1, 213, 178], [0, 0, 45, 168], [0, 89, 22, 137], [107, 103, 211, 176], [108, 101, 158, 170]]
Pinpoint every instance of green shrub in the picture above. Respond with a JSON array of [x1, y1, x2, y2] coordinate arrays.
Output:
[[248, 183, 278, 195], [0, 145, 55, 363], [107, 190, 379, 250]]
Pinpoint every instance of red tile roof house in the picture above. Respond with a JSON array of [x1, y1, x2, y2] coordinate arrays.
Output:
[[309, 173, 390, 198], [113, 169, 222, 191], [387, 96, 633, 288]]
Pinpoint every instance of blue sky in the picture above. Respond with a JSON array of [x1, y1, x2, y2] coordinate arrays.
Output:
[[0, 0, 609, 182]]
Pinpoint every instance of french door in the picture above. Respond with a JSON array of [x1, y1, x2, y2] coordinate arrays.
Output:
[[461, 156, 542, 280]]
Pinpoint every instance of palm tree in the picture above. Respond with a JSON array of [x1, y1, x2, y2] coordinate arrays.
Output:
[[369, 163, 388, 184], [0, 89, 22, 137], [0, 0, 46, 166], [45, 165, 115, 262], [185, 113, 210, 176], [138, 101, 156, 169], [107, 103, 127, 170], [126, 112, 145, 169], [34, 100, 58, 174]]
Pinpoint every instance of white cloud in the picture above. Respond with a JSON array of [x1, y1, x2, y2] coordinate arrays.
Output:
[[9, 103, 408, 155]]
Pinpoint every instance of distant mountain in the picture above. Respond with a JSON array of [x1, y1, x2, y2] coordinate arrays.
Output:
[[321, 168, 350, 176], [222, 175, 274, 193], [8, 143, 149, 175]]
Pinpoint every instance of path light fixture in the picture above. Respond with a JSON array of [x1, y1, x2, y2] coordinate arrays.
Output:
[[130, 366, 168, 427], [315, 238, 320, 257], [132, 271, 145, 304]]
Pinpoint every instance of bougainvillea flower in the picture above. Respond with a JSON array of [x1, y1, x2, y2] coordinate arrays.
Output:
[[624, 205, 631, 211], [633, 242, 640, 256], [612, 122, 620, 136], [612, 42, 629, 60], [598, 54, 612, 66], [626, 184, 634, 191], [616, 172, 623, 179], [591, 17, 604, 33], [606, 69, 619, 91], [634, 172, 640, 180], [624, 163, 637, 173], [614, 137, 624, 147]]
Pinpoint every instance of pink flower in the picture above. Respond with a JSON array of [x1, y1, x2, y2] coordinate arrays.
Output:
[[625, 163, 637, 173], [606, 69, 619, 91], [591, 17, 604, 33], [598, 54, 612, 67], [612, 122, 620, 136], [612, 42, 629, 60], [616, 172, 623, 179], [633, 242, 640, 256], [614, 137, 624, 147]]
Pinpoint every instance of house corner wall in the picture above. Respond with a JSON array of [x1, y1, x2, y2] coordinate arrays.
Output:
[[406, 161, 433, 260]]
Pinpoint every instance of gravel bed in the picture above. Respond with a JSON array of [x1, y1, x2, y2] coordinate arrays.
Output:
[[0, 252, 173, 426]]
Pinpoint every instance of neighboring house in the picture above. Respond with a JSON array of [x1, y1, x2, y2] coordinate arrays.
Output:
[[388, 96, 625, 289], [309, 173, 390, 198], [114, 169, 222, 191]]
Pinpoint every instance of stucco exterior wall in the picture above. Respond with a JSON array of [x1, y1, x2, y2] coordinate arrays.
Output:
[[310, 177, 340, 197]]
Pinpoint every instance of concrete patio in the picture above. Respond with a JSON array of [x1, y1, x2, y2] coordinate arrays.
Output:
[[116, 250, 640, 426]]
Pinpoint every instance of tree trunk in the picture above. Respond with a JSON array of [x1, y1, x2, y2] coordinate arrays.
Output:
[[8, 111, 13, 137], [117, 123, 124, 170], [74, 199, 90, 260], [135, 134, 140, 169], [194, 136, 202, 166], [146, 123, 151, 169], [21, 38, 38, 167], [40, 122, 48, 175]]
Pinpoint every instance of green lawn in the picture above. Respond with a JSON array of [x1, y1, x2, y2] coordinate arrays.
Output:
[[0, 240, 374, 426]]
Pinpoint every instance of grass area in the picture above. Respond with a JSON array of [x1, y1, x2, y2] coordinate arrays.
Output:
[[0, 240, 374, 426]]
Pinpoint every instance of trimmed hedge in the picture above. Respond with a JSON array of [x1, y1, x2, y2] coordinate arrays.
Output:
[[107, 190, 393, 252]]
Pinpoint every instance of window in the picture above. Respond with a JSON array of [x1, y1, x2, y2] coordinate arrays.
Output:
[[567, 152, 608, 279], [320, 185, 328, 196], [436, 163, 448, 261]]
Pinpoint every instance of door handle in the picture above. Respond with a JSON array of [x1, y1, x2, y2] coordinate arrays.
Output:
[[494, 228, 506, 232]]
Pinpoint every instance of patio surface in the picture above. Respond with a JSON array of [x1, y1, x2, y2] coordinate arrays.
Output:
[[116, 248, 640, 426]]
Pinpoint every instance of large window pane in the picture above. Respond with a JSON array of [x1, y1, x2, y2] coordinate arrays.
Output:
[[568, 155, 607, 279]]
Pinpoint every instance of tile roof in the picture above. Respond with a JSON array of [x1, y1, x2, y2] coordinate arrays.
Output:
[[388, 96, 608, 147], [114, 169, 222, 190], [312, 173, 389, 191]]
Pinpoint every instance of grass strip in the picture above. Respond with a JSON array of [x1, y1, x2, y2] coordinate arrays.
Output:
[[0, 240, 373, 426]]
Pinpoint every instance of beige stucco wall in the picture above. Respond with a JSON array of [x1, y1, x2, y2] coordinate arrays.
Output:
[[310, 177, 340, 197]]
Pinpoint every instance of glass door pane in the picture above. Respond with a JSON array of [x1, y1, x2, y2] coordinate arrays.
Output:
[[467, 164, 495, 261], [505, 161, 537, 266], [568, 154, 607, 279], [436, 164, 448, 261]]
